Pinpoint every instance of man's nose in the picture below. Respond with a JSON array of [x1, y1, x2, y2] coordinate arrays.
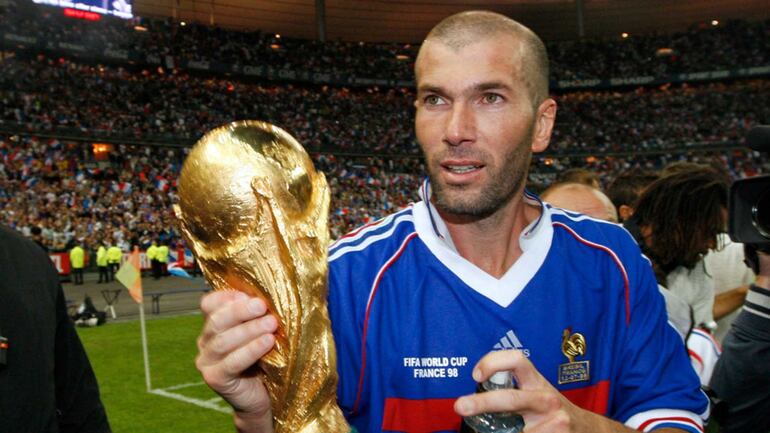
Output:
[[444, 103, 476, 146]]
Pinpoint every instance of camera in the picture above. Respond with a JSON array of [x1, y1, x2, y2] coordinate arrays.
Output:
[[729, 176, 770, 244], [728, 126, 770, 248]]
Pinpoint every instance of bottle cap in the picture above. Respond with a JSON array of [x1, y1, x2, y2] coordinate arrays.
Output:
[[488, 370, 512, 386]]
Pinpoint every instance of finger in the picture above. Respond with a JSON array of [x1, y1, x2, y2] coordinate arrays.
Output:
[[221, 334, 276, 379], [199, 292, 250, 350], [200, 290, 249, 316], [454, 388, 559, 417], [472, 350, 549, 390], [207, 314, 279, 359], [203, 296, 270, 338], [199, 333, 276, 389]]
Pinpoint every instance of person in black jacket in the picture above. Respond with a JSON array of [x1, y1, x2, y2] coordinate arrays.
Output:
[[710, 247, 770, 433], [0, 224, 111, 433]]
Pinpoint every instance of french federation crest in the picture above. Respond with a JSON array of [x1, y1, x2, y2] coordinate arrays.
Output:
[[558, 328, 590, 385]]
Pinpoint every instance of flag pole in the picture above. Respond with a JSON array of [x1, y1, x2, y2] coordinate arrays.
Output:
[[116, 246, 152, 393], [139, 300, 152, 392]]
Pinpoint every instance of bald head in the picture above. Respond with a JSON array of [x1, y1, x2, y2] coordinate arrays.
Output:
[[417, 10, 550, 106], [542, 183, 618, 223]]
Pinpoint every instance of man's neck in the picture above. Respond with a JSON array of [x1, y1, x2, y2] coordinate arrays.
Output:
[[436, 195, 541, 279]]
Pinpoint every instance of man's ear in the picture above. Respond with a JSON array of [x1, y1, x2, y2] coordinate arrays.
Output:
[[531, 98, 557, 154]]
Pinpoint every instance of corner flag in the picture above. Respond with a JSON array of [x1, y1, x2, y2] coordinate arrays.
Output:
[[115, 246, 152, 391], [116, 246, 143, 303]]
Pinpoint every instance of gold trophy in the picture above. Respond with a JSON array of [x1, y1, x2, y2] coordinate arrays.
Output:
[[174, 121, 349, 433]]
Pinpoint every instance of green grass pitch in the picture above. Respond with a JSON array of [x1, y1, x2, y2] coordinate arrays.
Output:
[[77, 314, 233, 432]]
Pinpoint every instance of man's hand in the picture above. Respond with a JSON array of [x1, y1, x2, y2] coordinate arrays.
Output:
[[196, 291, 279, 433], [454, 350, 637, 433]]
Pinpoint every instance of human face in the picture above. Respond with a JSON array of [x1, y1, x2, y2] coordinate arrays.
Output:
[[414, 35, 553, 218]]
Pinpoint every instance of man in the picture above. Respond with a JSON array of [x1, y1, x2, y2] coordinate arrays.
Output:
[[69, 240, 86, 285], [106, 244, 122, 282], [96, 240, 109, 284], [195, 11, 707, 433], [0, 224, 111, 432], [147, 240, 161, 280], [606, 168, 658, 223], [156, 241, 169, 277], [31, 225, 49, 252], [541, 182, 618, 222]]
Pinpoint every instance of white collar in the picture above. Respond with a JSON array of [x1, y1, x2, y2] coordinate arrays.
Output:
[[414, 179, 553, 307]]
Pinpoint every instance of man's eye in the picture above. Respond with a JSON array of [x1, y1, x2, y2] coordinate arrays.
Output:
[[482, 94, 502, 104], [424, 95, 443, 105]]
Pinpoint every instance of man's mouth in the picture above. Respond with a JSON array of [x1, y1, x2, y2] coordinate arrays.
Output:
[[441, 162, 485, 175], [445, 164, 482, 174]]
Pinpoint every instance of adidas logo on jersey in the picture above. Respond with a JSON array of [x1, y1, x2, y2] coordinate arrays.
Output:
[[493, 329, 531, 357]]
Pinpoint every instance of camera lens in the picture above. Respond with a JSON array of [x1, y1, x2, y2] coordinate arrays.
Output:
[[753, 188, 770, 239]]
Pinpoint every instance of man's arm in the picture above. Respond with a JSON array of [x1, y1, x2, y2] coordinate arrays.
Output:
[[54, 284, 111, 433], [455, 351, 690, 433], [713, 285, 749, 320]]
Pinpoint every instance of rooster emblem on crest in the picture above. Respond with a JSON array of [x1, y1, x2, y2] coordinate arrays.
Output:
[[561, 328, 586, 363]]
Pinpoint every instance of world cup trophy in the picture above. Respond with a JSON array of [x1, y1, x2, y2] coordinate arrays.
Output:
[[174, 121, 349, 433]]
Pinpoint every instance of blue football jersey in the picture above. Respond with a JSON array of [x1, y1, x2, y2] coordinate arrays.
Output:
[[328, 181, 708, 433]]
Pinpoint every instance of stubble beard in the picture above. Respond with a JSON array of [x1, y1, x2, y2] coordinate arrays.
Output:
[[428, 130, 533, 219]]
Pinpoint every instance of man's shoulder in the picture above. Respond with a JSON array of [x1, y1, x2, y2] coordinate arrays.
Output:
[[0, 225, 50, 264], [0, 225, 58, 294], [547, 206, 638, 253], [328, 206, 417, 266]]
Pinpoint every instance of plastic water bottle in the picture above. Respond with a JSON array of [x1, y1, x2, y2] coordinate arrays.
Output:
[[460, 371, 525, 433]]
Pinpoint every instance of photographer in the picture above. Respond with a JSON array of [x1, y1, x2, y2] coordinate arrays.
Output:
[[709, 125, 770, 432], [709, 247, 770, 433]]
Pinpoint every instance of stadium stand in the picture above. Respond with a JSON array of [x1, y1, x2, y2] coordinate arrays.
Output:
[[0, 0, 768, 254]]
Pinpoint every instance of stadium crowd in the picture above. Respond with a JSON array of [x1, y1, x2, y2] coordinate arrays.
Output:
[[1, 55, 769, 155], [1, 130, 765, 252], [0, 0, 766, 284], [2, 0, 769, 82]]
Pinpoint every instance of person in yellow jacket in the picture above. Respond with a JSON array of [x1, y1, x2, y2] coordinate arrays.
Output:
[[69, 240, 85, 285], [156, 242, 170, 277], [106, 244, 122, 282], [147, 240, 161, 280], [96, 241, 109, 283]]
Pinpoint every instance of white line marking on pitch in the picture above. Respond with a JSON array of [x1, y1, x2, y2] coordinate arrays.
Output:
[[162, 381, 206, 391], [150, 388, 232, 414]]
